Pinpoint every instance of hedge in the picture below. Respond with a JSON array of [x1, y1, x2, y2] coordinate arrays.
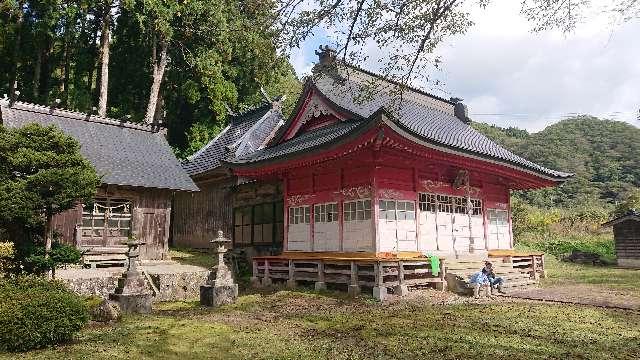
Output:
[[0, 276, 89, 352]]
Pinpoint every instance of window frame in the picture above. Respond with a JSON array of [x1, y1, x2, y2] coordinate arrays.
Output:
[[233, 201, 284, 247], [419, 192, 482, 216], [81, 197, 132, 240], [343, 199, 372, 222]]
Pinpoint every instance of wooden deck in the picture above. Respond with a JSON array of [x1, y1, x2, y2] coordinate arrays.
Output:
[[251, 252, 446, 300], [488, 250, 546, 280]]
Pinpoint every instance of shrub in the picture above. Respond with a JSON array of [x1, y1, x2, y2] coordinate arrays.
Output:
[[0, 276, 89, 352], [519, 234, 615, 260], [0, 242, 13, 274], [11, 241, 82, 277]]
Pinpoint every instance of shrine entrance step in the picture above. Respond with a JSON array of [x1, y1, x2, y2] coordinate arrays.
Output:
[[81, 246, 128, 268], [444, 258, 540, 295]]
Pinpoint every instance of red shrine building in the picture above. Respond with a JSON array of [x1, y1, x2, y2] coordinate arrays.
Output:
[[176, 48, 571, 296]]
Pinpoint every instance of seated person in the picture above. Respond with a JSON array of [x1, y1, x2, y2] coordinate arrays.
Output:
[[469, 270, 490, 299], [482, 261, 505, 294]]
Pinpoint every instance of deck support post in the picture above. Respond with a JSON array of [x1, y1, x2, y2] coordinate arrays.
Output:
[[347, 261, 360, 297], [315, 261, 326, 291], [286, 259, 296, 288], [372, 262, 387, 301], [393, 261, 409, 296], [435, 258, 446, 291], [261, 259, 272, 286], [540, 255, 546, 279], [250, 259, 261, 287], [531, 255, 539, 280]]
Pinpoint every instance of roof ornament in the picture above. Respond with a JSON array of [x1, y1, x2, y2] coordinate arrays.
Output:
[[315, 45, 337, 65], [450, 97, 471, 125]]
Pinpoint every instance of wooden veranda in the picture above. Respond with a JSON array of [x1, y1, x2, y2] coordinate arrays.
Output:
[[251, 252, 446, 300]]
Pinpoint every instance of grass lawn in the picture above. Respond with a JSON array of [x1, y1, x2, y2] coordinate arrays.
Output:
[[542, 255, 640, 296], [168, 247, 217, 269], [5, 288, 640, 360], [4, 251, 640, 359]]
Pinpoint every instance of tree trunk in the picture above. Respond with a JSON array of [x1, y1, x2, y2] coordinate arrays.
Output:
[[88, 21, 100, 98], [45, 213, 53, 279], [62, 24, 71, 107], [41, 37, 53, 102], [8, 2, 24, 101], [97, 3, 112, 117], [33, 49, 42, 100], [144, 38, 168, 124]]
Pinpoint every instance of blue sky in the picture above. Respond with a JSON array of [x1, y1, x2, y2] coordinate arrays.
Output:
[[288, 1, 640, 132]]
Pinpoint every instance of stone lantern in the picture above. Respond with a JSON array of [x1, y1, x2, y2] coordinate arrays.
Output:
[[200, 230, 238, 307], [109, 240, 153, 313]]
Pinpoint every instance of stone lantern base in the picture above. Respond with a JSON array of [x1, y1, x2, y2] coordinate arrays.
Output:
[[200, 283, 238, 307], [109, 293, 153, 314]]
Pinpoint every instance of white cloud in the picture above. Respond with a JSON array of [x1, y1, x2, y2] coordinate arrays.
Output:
[[290, 0, 640, 132]]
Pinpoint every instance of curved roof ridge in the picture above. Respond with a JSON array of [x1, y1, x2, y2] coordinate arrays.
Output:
[[1, 99, 158, 132], [337, 63, 455, 106]]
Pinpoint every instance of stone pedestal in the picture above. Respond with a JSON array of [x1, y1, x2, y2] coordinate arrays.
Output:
[[373, 286, 388, 301], [314, 281, 326, 291], [109, 240, 153, 314], [286, 279, 297, 289], [109, 293, 153, 314], [250, 276, 261, 287], [394, 284, 409, 296], [200, 231, 239, 307], [347, 284, 361, 297], [200, 283, 239, 307]]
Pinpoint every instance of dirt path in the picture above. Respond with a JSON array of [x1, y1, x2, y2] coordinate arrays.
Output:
[[507, 284, 640, 310]]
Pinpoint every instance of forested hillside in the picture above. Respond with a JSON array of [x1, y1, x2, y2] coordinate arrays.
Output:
[[0, 1, 301, 157], [473, 116, 640, 210]]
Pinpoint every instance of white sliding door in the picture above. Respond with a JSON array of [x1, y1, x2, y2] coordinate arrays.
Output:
[[287, 206, 311, 251], [487, 209, 510, 249], [343, 199, 373, 251], [418, 193, 438, 252], [378, 200, 417, 252], [313, 203, 339, 251]]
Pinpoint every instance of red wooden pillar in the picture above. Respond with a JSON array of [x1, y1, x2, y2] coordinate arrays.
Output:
[[283, 176, 289, 252], [372, 165, 380, 253]]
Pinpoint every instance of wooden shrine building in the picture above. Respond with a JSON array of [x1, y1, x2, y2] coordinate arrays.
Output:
[[177, 47, 572, 298], [0, 100, 199, 264], [602, 210, 640, 268], [174, 100, 286, 256]]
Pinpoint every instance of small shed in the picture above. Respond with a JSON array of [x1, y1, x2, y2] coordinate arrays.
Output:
[[602, 210, 640, 268], [0, 100, 199, 263]]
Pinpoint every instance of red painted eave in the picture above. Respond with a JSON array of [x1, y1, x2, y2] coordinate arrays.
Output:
[[226, 117, 570, 190]]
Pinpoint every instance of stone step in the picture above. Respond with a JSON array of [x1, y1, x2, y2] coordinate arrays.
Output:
[[82, 246, 128, 255]]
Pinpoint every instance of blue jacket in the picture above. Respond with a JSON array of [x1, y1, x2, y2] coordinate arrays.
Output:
[[469, 271, 489, 285]]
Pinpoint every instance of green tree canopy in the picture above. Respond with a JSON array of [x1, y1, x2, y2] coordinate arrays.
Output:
[[0, 123, 100, 245], [473, 116, 640, 209]]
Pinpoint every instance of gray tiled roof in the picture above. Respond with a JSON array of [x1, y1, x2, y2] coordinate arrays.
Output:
[[231, 120, 364, 164], [182, 103, 284, 176], [229, 66, 570, 180], [311, 68, 572, 179], [0, 100, 199, 191]]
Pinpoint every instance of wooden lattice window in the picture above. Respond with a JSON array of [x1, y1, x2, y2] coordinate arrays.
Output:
[[234, 201, 284, 246], [82, 198, 132, 239], [437, 195, 453, 213], [344, 199, 371, 221], [288, 206, 310, 225], [453, 197, 468, 214], [470, 199, 483, 216], [314, 203, 338, 223], [419, 193, 437, 212]]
